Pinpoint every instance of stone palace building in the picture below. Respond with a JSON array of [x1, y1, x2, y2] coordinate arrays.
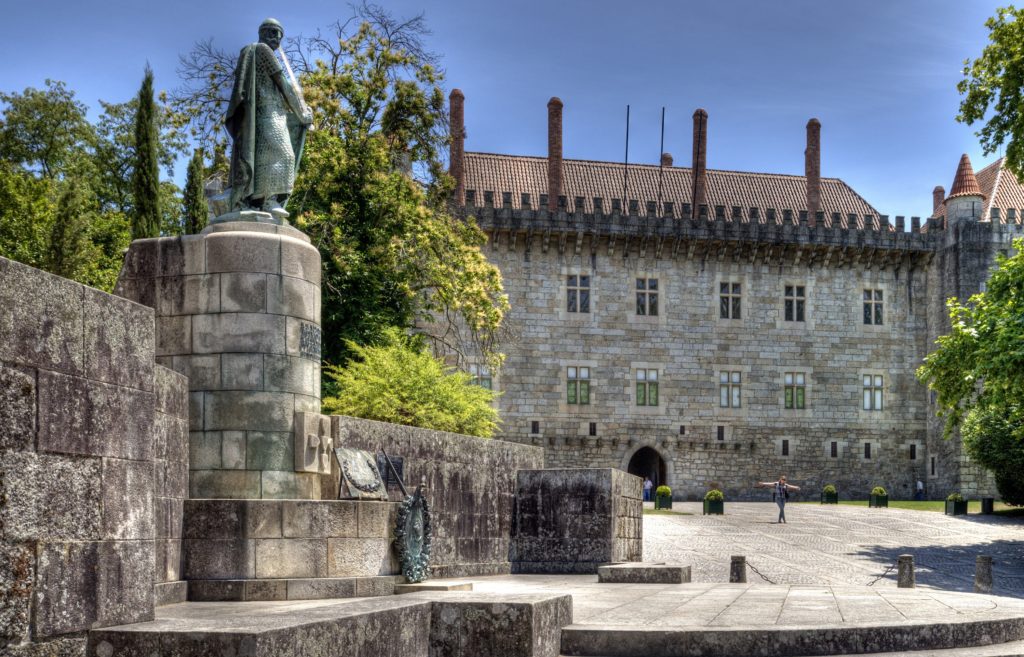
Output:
[[447, 90, 1021, 501]]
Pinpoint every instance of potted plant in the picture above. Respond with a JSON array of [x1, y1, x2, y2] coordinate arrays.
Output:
[[703, 489, 724, 515], [869, 486, 888, 508], [945, 492, 968, 516], [654, 485, 673, 510], [821, 484, 838, 505]]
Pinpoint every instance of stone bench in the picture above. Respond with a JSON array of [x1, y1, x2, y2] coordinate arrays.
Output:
[[597, 563, 691, 584]]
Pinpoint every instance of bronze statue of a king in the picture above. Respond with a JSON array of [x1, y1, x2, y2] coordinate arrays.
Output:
[[223, 18, 311, 222]]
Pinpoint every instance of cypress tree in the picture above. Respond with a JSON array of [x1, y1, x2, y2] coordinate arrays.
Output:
[[131, 66, 160, 239], [182, 149, 207, 234], [48, 180, 94, 279]]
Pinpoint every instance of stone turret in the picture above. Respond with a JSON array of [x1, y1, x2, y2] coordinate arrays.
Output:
[[944, 154, 984, 222], [805, 118, 821, 227], [547, 97, 563, 211], [692, 109, 708, 218], [449, 89, 466, 206]]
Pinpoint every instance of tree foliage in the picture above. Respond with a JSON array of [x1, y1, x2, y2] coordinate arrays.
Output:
[[0, 77, 179, 291], [958, 6, 1024, 181], [182, 149, 207, 234], [322, 327, 499, 437], [174, 5, 509, 370], [131, 67, 161, 239], [917, 238, 1024, 504]]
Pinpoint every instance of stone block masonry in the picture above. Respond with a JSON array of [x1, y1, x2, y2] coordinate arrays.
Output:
[[0, 256, 189, 655], [512, 468, 642, 573], [115, 221, 323, 500], [330, 415, 544, 579]]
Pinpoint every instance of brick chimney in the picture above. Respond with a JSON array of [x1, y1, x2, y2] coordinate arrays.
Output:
[[661, 152, 673, 167], [932, 185, 945, 215], [547, 97, 563, 211], [692, 109, 708, 216], [805, 118, 821, 227], [449, 89, 465, 205]]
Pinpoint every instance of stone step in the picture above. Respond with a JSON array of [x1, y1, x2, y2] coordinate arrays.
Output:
[[559, 616, 1024, 657], [89, 592, 571, 657], [564, 645, 1024, 657], [596, 563, 691, 584]]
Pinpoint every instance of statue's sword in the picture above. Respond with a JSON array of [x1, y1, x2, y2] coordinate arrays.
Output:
[[278, 47, 309, 174]]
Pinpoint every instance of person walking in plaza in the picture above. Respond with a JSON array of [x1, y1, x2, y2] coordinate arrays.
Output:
[[757, 475, 800, 523], [643, 477, 654, 502]]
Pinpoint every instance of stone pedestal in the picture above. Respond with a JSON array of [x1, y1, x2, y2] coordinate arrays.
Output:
[[182, 499, 400, 600], [511, 468, 642, 574], [116, 221, 322, 499]]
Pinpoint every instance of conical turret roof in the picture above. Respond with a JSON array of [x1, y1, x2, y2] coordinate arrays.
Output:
[[947, 153, 984, 200]]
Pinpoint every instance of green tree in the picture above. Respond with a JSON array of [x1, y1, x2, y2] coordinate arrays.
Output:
[[0, 162, 57, 269], [131, 66, 160, 239], [182, 149, 207, 234], [47, 180, 99, 280], [173, 7, 509, 372], [958, 6, 1024, 180], [0, 80, 95, 179], [917, 238, 1024, 504], [322, 327, 499, 437]]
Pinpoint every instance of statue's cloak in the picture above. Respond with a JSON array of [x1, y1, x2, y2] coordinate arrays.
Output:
[[225, 42, 304, 210]]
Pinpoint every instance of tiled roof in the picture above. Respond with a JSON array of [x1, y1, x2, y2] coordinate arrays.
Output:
[[463, 152, 881, 226], [948, 154, 983, 200], [933, 157, 1024, 222]]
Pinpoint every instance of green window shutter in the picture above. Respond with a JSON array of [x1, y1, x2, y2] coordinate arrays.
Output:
[[636, 382, 645, 406], [796, 387, 805, 409], [579, 381, 590, 404], [567, 382, 576, 404], [649, 382, 658, 406]]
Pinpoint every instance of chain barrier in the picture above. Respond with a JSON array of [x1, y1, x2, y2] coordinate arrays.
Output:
[[867, 561, 899, 586], [746, 561, 777, 584]]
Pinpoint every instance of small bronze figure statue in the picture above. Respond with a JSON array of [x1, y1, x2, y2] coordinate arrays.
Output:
[[224, 18, 311, 221]]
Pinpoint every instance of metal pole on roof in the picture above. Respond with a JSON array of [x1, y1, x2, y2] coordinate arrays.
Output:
[[658, 107, 665, 212], [623, 105, 630, 210]]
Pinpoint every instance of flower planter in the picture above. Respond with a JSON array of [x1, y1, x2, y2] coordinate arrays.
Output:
[[869, 494, 888, 508], [945, 500, 968, 516], [821, 492, 838, 505], [703, 499, 724, 515], [655, 493, 673, 510]]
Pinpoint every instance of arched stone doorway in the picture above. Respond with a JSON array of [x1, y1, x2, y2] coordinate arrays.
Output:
[[626, 446, 667, 489]]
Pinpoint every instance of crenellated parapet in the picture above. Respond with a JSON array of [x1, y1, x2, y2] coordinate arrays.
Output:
[[464, 191, 943, 268]]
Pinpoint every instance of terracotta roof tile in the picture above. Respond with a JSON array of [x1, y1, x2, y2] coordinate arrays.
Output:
[[934, 157, 1024, 223], [464, 152, 880, 226], [948, 154, 984, 200]]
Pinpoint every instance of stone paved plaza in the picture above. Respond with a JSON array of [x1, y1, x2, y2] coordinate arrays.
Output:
[[643, 502, 1024, 596]]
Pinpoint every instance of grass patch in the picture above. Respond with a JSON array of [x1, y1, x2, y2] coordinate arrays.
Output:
[[643, 508, 693, 516], [798, 499, 1022, 515]]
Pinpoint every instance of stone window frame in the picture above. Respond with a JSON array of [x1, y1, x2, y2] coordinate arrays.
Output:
[[630, 362, 666, 415], [783, 371, 807, 410], [929, 455, 938, 479], [719, 371, 742, 408], [566, 365, 591, 406], [558, 358, 598, 414], [714, 272, 748, 326], [857, 439, 882, 463], [774, 277, 816, 330], [566, 273, 591, 314], [631, 270, 666, 326], [719, 281, 743, 320], [784, 284, 806, 322], [468, 363, 493, 390], [860, 288, 884, 325], [861, 372, 885, 412], [559, 265, 598, 322], [713, 363, 750, 418], [823, 439, 842, 459], [635, 276, 660, 317]]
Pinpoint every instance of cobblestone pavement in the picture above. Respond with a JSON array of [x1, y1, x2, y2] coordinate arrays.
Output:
[[642, 502, 1024, 597]]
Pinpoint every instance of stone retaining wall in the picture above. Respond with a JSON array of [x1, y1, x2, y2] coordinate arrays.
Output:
[[0, 256, 187, 655], [325, 416, 545, 578]]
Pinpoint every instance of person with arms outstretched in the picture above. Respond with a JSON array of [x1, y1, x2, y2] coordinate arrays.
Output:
[[757, 475, 800, 523]]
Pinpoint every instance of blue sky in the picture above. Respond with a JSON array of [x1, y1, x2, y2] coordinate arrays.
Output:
[[0, 0, 1010, 217]]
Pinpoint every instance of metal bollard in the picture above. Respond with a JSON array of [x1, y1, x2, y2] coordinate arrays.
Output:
[[975, 555, 993, 594], [897, 554, 915, 588], [730, 555, 747, 583]]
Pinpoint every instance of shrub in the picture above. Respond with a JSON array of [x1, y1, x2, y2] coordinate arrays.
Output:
[[655, 485, 672, 497], [321, 327, 499, 437], [871, 486, 887, 496], [823, 484, 837, 495], [946, 492, 964, 502], [704, 489, 724, 502]]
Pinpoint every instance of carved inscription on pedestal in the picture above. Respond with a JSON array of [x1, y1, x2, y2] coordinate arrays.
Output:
[[299, 322, 321, 361]]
